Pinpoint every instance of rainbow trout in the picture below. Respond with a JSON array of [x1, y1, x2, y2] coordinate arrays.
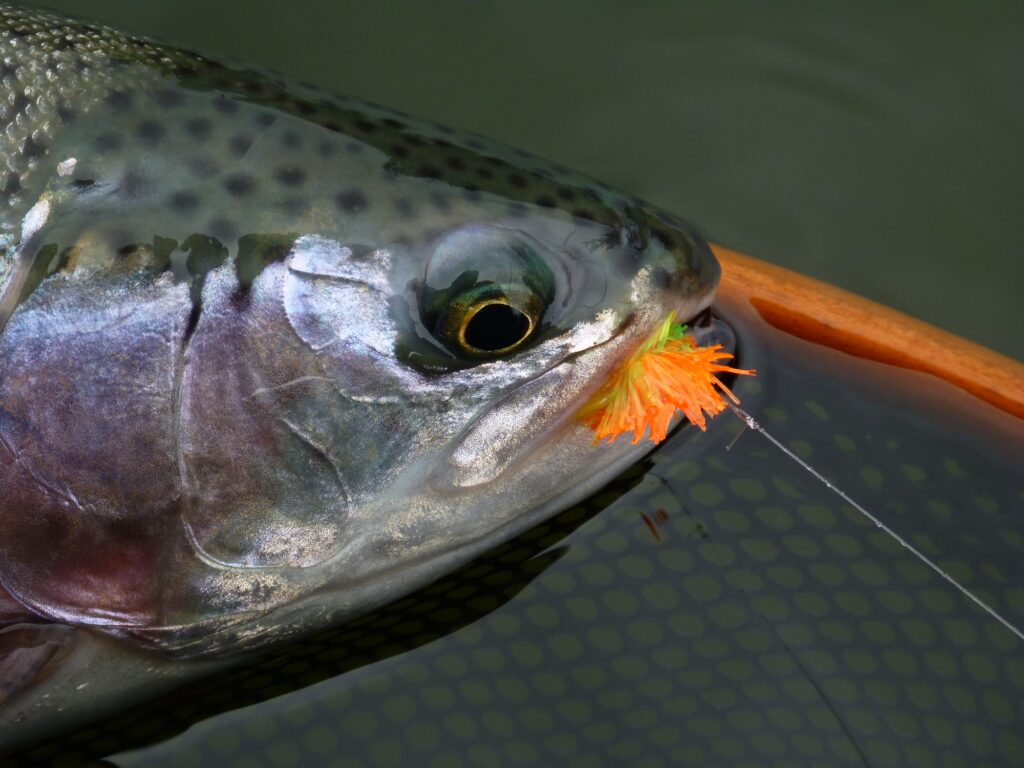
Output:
[[0, 2, 727, 741]]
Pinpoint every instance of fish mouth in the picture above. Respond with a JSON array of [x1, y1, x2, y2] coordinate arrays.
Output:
[[436, 295, 712, 491]]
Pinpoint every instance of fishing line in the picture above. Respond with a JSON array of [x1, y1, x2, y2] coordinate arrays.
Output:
[[727, 404, 1024, 644]]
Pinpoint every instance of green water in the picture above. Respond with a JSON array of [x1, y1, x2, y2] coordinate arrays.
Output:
[[21, 0, 1024, 361]]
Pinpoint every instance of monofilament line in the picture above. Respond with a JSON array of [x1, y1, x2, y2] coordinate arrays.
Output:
[[727, 404, 1024, 644]]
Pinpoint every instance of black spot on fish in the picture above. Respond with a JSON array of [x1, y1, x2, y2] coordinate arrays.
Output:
[[317, 140, 337, 157], [56, 104, 76, 123], [154, 88, 184, 108], [393, 198, 416, 218], [10, 91, 28, 113], [106, 89, 132, 110], [445, 156, 466, 171], [170, 191, 199, 213], [22, 136, 45, 158], [2, 174, 21, 196], [475, 167, 494, 181], [235, 232, 297, 291], [281, 130, 301, 149], [223, 173, 255, 196], [419, 165, 442, 180], [390, 143, 410, 159], [336, 189, 368, 213], [229, 134, 254, 156], [254, 111, 276, 128], [275, 167, 306, 187], [185, 118, 212, 139], [508, 173, 528, 189], [556, 186, 577, 202], [651, 228, 673, 249], [345, 141, 364, 154], [651, 266, 672, 289], [429, 192, 452, 213], [354, 119, 377, 134], [95, 132, 122, 152], [136, 120, 165, 144], [535, 195, 556, 208]]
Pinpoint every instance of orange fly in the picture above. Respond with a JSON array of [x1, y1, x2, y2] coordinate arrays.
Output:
[[579, 312, 756, 444]]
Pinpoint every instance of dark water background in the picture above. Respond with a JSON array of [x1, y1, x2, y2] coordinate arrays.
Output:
[[22, 0, 1024, 361]]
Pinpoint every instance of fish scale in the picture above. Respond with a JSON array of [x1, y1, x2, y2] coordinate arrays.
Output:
[[0, 6, 167, 215]]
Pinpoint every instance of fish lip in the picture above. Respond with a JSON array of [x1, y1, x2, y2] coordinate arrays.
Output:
[[436, 288, 713, 492], [433, 310, 639, 490]]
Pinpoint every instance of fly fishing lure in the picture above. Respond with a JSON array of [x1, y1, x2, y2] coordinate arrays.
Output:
[[581, 309, 1024, 643], [578, 311, 756, 444]]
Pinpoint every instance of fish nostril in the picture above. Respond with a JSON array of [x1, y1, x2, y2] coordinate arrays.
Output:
[[688, 315, 737, 355], [651, 265, 673, 290]]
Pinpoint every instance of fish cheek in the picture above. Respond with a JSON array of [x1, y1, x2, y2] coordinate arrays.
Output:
[[179, 265, 351, 571], [179, 261, 420, 581], [0, 271, 189, 626]]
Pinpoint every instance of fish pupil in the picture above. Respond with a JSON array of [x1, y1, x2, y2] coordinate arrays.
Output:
[[463, 303, 531, 352]]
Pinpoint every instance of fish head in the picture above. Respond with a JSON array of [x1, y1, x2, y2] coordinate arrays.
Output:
[[0, 33, 720, 647], [266, 131, 722, 614], [163, 101, 723, 637]]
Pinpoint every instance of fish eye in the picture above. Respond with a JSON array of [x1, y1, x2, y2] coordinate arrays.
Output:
[[439, 287, 541, 357], [461, 301, 532, 353], [419, 226, 556, 360]]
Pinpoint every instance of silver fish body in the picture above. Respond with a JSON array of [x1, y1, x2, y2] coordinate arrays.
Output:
[[0, 0, 717, 678]]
